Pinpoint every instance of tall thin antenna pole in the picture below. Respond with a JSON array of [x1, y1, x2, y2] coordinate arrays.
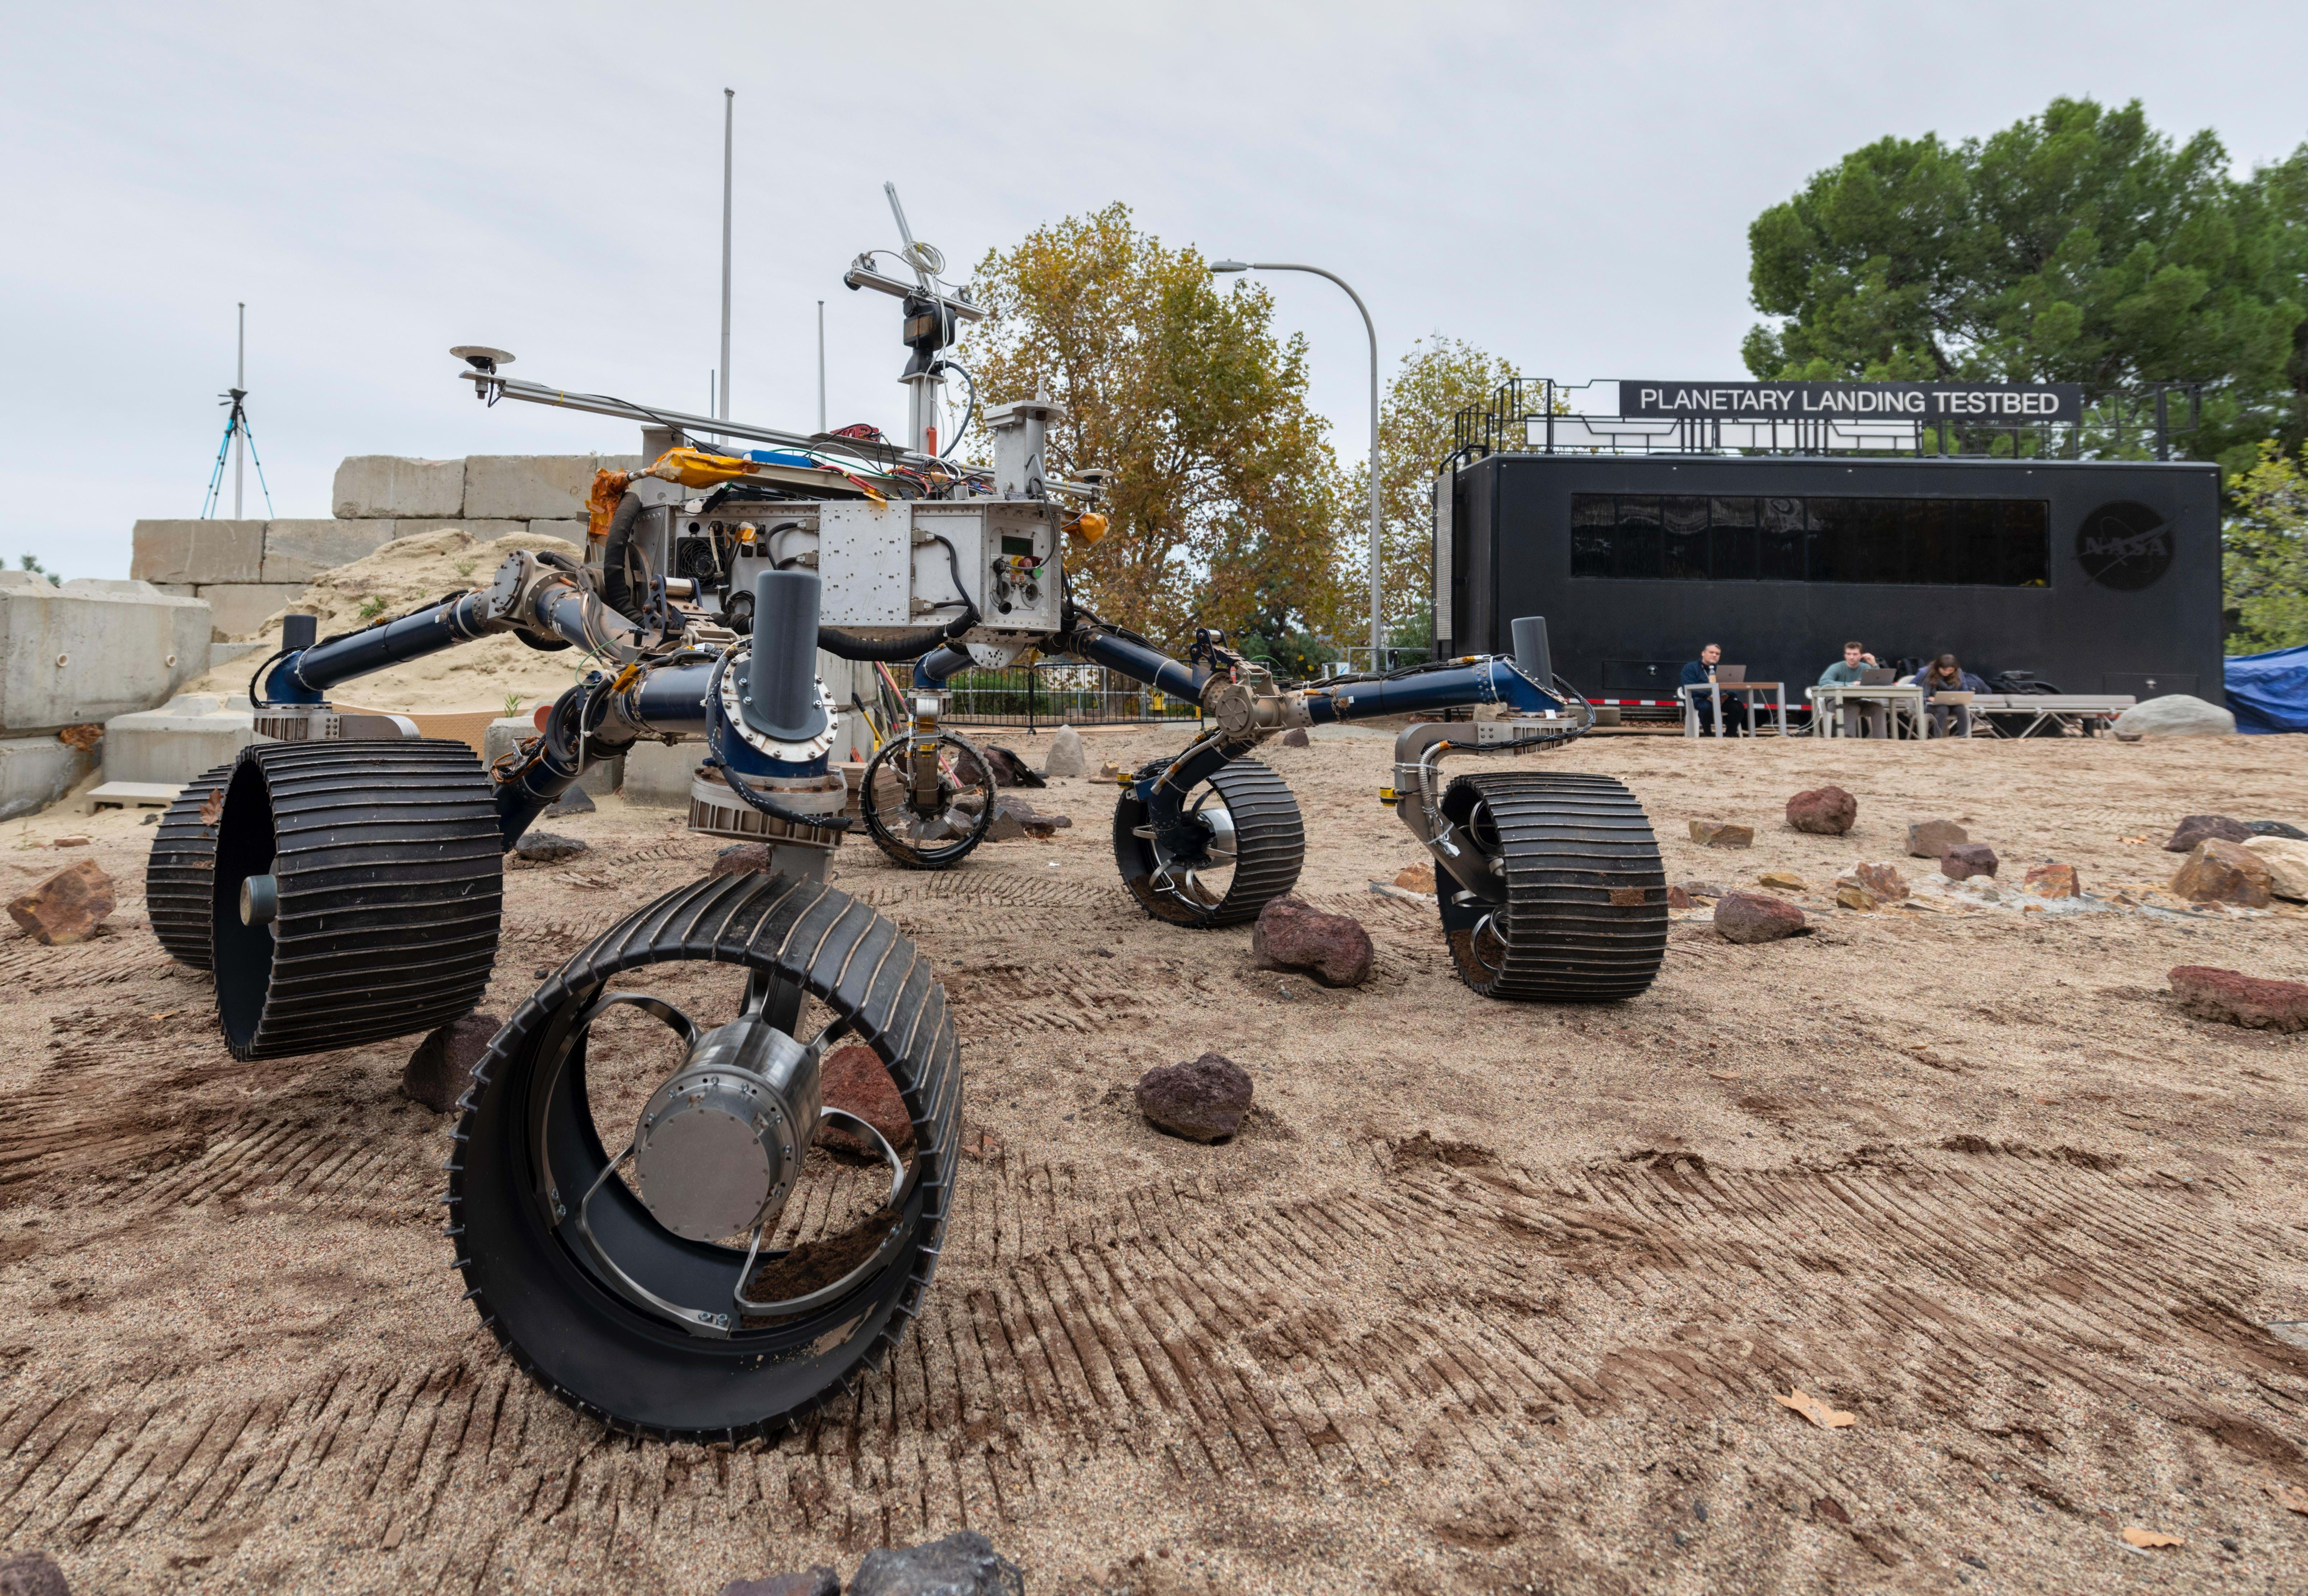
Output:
[[233, 303, 246, 519], [719, 88, 733, 439], [817, 300, 827, 433]]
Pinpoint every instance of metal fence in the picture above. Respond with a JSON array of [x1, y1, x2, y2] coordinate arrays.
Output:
[[927, 660, 1208, 731]]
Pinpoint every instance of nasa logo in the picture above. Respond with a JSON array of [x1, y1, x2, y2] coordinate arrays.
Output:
[[2075, 501, 2172, 591]]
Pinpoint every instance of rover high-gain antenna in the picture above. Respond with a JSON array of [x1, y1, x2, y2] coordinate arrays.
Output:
[[202, 302, 276, 519]]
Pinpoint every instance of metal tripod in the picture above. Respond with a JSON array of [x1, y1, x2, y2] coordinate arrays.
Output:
[[202, 302, 275, 519]]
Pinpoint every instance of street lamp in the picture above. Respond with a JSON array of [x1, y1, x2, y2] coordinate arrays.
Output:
[[1209, 259, 1384, 664]]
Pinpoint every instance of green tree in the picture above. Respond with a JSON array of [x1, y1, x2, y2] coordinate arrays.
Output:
[[961, 204, 1349, 650], [1744, 98, 2307, 470], [2224, 441, 2308, 652], [17, 554, 58, 586]]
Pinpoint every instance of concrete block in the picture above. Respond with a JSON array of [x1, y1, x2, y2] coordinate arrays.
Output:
[[196, 583, 308, 638], [131, 519, 265, 584], [390, 519, 531, 544], [333, 455, 465, 520], [621, 740, 701, 807], [260, 519, 400, 582], [0, 736, 94, 820], [210, 641, 259, 673], [0, 572, 212, 732], [101, 694, 258, 786], [528, 519, 587, 545], [463, 455, 642, 520], [153, 583, 197, 598]]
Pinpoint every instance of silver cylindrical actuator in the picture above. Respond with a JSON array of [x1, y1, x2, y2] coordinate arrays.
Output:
[[742, 569, 830, 743]]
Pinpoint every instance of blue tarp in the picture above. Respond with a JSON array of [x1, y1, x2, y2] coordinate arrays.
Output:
[[2225, 643, 2308, 734]]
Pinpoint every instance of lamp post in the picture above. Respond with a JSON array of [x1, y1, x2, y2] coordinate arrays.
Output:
[[1210, 259, 1382, 664]]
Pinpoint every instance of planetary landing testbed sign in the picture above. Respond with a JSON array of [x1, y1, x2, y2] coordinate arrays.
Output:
[[1623, 381, 2084, 424]]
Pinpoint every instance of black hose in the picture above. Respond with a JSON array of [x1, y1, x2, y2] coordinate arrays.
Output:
[[600, 491, 647, 618]]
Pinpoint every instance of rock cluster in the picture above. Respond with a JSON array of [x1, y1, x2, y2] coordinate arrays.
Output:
[[1252, 896, 1373, 986], [1713, 891, 1807, 943], [1786, 785, 1857, 835], [6, 859, 114, 946], [1135, 1052, 1253, 1141], [2169, 966, 2308, 1032], [1833, 862, 1907, 909], [403, 1011, 503, 1113]]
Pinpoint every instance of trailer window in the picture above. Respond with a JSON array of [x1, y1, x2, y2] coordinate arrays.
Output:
[[1568, 494, 2049, 585]]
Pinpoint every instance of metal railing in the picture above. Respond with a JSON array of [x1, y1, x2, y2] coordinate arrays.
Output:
[[915, 659, 1208, 731]]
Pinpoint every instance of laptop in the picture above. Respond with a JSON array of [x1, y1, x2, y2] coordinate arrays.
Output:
[[1860, 668, 1897, 685], [1715, 665, 1748, 683]]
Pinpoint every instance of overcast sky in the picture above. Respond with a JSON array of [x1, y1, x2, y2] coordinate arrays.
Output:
[[8, 0, 2306, 579]]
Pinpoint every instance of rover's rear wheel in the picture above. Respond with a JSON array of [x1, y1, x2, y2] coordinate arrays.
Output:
[[1433, 770, 1666, 1001], [211, 740, 503, 1060], [147, 761, 235, 970], [449, 870, 958, 1441], [1114, 756, 1304, 927], [857, 729, 997, 870]]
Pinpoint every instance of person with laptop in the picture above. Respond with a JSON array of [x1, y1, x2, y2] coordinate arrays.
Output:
[[1681, 642, 1748, 735], [1817, 641, 1889, 737], [1918, 653, 1988, 736]]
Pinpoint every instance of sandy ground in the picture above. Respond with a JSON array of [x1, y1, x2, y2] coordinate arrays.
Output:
[[2, 724, 2306, 1595]]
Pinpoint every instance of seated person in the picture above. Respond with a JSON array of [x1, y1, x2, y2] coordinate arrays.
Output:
[[1917, 653, 1988, 736], [1816, 641, 1887, 737], [1680, 642, 1747, 734]]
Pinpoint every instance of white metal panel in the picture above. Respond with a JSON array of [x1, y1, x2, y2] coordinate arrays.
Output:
[[817, 501, 912, 627]]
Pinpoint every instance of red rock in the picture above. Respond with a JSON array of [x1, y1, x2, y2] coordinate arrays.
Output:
[[403, 1011, 504, 1113], [1850, 862, 1908, 902], [1906, 818, 1969, 858], [1134, 1052, 1253, 1141], [1941, 843, 1999, 880], [2164, 814, 2252, 853], [1252, 895, 1374, 987], [1713, 891, 1807, 943], [1666, 883, 1693, 910], [709, 842, 774, 878], [6, 859, 115, 946], [2171, 839, 2272, 906], [2024, 863, 2081, 899], [1689, 819, 1754, 848], [2168, 966, 2308, 1032], [1786, 785, 1857, 835], [818, 1043, 916, 1157]]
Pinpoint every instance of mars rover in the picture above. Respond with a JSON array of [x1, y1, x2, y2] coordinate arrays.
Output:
[[145, 190, 1666, 1441]]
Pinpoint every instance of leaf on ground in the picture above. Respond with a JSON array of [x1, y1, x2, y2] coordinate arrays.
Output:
[[1775, 1389, 1855, 1429], [2268, 1481, 2308, 1515], [2120, 1527, 2183, 1548], [1708, 1070, 1743, 1082]]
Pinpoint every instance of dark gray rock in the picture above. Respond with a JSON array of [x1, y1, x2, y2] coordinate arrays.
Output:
[[2164, 814, 2252, 852], [0, 1552, 70, 1596], [402, 1013, 504, 1113], [1135, 1052, 1254, 1142], [514, 831, 588, 863], [718, 1569, 839, 1596], [1279, 727, 1311, 747], [848, 1530, 1025, 1596], [2244, 819, 2308, 841]]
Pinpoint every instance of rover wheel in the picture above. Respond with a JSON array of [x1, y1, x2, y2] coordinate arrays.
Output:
[[211, 740, 503, 1060], [449, 870, 958, 1441], [1433, 770, 1666, 1001], [857, 729, 997, 870], [146, 761, 235, 970], [1114, 755, 1303, 927]]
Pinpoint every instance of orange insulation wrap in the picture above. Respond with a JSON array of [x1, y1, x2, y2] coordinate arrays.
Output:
[[586, 470, 632, 542], [641, 447, 762, 489]]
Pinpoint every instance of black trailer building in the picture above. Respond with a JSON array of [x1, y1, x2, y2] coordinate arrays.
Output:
[[1435, 384, 2223, 708]]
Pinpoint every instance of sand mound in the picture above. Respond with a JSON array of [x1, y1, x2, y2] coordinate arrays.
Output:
[[187, 528, 596, 714]]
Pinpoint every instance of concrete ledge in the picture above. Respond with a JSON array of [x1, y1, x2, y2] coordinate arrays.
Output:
[[210, 641, 259, 672], [85, 781, 182, 815], [528, 519, 586, 544], [261, 519, 400, 583], [463, 455, 642, 520], [620, 741, 700, 807], [131, 519, 265, 584], [101, 694, 258, 786], [0, 737, 95, 821], [196, 583, 307, 638], [333, 455, 465, 519], [0, 573, 212, 732]]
